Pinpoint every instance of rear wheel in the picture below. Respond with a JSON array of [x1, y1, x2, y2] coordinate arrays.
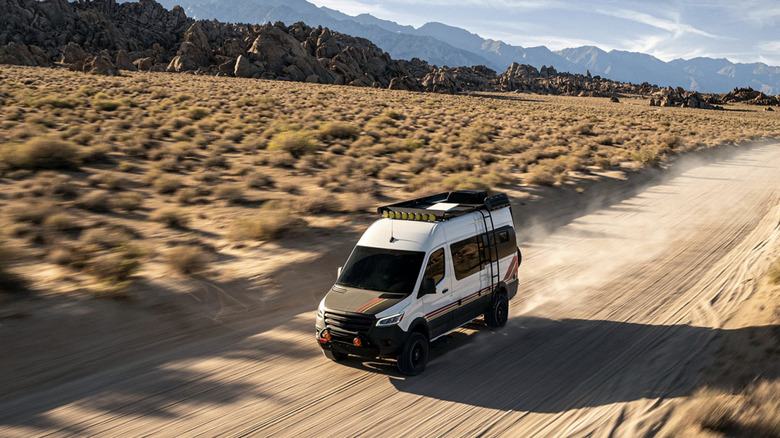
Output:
[[485, 293, 508, 328], [323, 348, 347, 362], [397, 332, 429, 376]]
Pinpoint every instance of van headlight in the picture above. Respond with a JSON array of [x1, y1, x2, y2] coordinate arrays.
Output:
[[376, 313, 403, 327], [316, 301, 325, 319]]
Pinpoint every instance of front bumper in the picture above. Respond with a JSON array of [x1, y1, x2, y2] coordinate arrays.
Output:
[[316, 322, 407, 359]]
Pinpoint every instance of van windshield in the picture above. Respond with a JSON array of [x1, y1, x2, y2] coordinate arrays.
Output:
[[337, 246, 425, 295]]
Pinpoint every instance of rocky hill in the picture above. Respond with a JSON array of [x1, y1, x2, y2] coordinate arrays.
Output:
[[1, 0, 778, 108]]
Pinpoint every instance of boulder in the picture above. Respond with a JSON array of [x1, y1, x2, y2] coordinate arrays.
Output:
[[84, 55, 119, 76], [0, 42, 48, 66], [60, 42, 88, 66], [388, 76, 420, 91], [133, 57, 154, 71], [234, 55, 259, 78], [115, 49, 136, 71]]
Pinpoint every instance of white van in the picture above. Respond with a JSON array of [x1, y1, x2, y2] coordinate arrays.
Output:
[[315, 190, 521, 375]]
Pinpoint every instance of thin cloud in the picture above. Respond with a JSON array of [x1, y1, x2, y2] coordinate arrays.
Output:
[[596, 7, 719, 39]]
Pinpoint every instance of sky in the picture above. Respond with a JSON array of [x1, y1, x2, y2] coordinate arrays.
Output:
[[308, 0, 780, 66]]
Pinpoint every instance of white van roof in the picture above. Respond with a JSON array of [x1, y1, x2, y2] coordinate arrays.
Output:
[[357, 218, 441, 252]]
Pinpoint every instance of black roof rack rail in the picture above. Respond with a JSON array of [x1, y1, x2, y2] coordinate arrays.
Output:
[[377, 190, 511, 222]]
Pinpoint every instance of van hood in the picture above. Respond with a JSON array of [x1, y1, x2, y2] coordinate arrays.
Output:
[[324, 285, 407, 316]]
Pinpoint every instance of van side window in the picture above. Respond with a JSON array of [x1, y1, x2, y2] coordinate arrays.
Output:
[[451, 236, 481, 280], [423, 248, 445, 285], [482, 226, 517, 261]]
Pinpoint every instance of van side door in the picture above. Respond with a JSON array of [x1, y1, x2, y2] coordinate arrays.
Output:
[[449, 233, 487, 329], [419, 247, 452, 339]]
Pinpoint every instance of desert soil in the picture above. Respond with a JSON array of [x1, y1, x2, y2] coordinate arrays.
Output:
[[1, 142, 779, 437]]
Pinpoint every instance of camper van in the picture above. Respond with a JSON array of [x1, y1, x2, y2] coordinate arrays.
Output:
[[315, 190, 521, 375]]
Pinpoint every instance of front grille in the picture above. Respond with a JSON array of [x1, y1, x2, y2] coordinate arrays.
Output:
[[324, 310, 374, 341]]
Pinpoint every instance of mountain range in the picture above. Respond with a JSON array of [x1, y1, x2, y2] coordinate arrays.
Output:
[[148, 0, 780, 94]]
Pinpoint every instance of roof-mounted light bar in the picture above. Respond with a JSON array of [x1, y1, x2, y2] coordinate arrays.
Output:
[[377, 190, 510, 222]]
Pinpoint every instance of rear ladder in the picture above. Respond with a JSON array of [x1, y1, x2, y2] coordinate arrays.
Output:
[[478, 209, 500, 293]]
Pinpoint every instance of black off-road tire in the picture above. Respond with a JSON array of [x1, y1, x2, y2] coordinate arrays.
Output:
[[323, 348, 347, 362], [485, 293, 509, 329], [397, 332, 429, 376]]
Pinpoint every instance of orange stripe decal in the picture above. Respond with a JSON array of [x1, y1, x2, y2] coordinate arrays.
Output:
[[354, 297, 386, 313]]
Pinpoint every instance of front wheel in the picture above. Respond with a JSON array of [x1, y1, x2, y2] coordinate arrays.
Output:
[[323, 348, 347, 362], [397, 332, 429, 376], [485, 293, 508, 328]]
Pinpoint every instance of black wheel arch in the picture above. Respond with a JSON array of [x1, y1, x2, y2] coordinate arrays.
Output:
[[407, 317, 430, 341]]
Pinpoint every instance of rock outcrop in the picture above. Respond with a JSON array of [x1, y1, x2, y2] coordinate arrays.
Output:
[[649, 87, 720, 109], [718, 87, 780, 106], [0, 0, 775, 107]]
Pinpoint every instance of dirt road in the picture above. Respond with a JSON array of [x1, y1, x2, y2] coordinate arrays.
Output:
[[2, 142, 780, 437]]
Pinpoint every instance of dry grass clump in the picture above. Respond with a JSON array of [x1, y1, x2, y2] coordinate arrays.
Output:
[[267, 130, 317, 157], [165, 245, 213, 275], [230, 203, 305, 241], [86, 244, 143, 286], [318, 121, 360, 139], [215, 184, 245, 204], [74, 190, 113, 213], [0, 137, 81, 170], [675, 381, 780, 437], [151, 208, 190, 228], [152, 175, 183, 194], [111, 192, 144, 211], [9, 199, 59, 225]]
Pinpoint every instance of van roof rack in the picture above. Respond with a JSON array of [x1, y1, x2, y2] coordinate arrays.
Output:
[[377, 190, 510, 222]]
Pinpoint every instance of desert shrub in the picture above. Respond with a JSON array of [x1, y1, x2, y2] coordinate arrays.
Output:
[[81, 144, 112, 164], [151, 208, 190, 228], [10, 200, 58, 225], [318, 122, 360, 139], [768, 257, 780, 285], [203, 154, 229, 169], [222, 130, 245, 143], [631, 147, 662, 167], [93, 94, 122, 111], [267, 130, 316, 157], [87, 244, 143, 286], [527, 166, 557, 186], [442, 175, 491, 192], [686, 383, 780, 434], [659, 134, 681, 149], [112, 192, 144, 211], [594, 156, 611, 169], [166, 245, 212, 275], [341, 193, 375, 213], [80, 227, 133, 249], [46, 246, 76, 266], [176, 188, 199, 205], [75, 190, 113, 213], [215, 184, 244, 204], [295, 193, 342, 214], [0, 137, 80, 170], [153, 175, 183, 194], [29, 95, 81, 109], [43, 212, 77, 231], [245, 171, 273, 189], [187, 106, 210, 120], [405, 173, 442, 192], [230, 203, 305, 241]]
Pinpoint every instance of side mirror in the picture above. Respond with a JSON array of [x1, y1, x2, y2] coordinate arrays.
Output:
[[337, 266, 342, 280], [418, 278, 436, 297]]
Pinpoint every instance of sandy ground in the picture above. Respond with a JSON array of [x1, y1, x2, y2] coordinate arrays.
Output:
[[1, 142, 780, 437]]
